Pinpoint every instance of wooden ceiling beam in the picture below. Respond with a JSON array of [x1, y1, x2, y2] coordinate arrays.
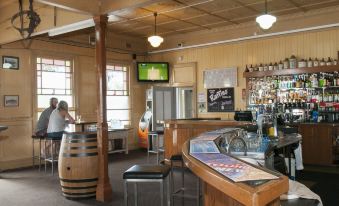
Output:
[[36, 0, 99, 14], [101, 0, 167, 15], [171, 0, 239, 25], [286, 0, 308, 12]]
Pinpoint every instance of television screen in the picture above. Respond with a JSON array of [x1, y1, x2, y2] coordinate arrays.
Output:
[[137, 62, 169, 82]]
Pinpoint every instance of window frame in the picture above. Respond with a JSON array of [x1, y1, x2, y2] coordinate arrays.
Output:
[[106, 62, 131, 126], [35, 55, 75, 117]]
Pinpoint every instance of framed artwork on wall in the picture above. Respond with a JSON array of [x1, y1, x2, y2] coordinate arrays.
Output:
[[2, 56, 19, 70], [4, 95, 19, 107]]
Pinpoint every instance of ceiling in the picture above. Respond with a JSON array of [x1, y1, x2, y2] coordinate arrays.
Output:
[[106, 0, 339, 38], [2, 0, 339, 46]]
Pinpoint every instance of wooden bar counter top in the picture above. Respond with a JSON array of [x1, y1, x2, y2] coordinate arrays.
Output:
[[181, 131, 289, 206], [164, 119, 252, 162]]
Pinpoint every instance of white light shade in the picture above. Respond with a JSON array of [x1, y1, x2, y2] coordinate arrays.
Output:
[[148, 35, 164, 47], [256, 14, 277, 30]]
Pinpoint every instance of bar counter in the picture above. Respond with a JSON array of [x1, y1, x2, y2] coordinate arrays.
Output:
[[164, 120, 252, 162], [181, 129, 289, 206], [164, 119, 339, 166]]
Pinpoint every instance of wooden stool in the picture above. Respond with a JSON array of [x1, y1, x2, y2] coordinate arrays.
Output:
[[170, 155, 201, 206], [123, 164, 171, 206]]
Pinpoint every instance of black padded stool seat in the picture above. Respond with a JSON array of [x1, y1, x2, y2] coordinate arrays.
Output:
[[123, 165, 171, 179], [123, 164, 171, 206], [281, 198, 319, 206], [170, 154, 183, 161]]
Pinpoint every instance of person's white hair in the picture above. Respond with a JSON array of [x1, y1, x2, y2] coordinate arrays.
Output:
[[57, 100, 68, 111]]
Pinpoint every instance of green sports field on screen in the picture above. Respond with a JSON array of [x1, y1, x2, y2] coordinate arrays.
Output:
[[137, 62, 169, 81]]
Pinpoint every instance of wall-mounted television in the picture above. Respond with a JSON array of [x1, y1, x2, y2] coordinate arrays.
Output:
[[137, 62, 169, 82]]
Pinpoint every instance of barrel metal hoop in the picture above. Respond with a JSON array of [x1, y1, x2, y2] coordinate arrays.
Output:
[[60, 178, 98, 183], [63, 191, 96, 196], [61, 185, 97, 190], [62, 152, 98, 157], [65, 146, 98, 150], [66, 139, 97, 143]]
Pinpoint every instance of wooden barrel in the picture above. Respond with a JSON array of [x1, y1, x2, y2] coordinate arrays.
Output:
[[58, 132, 98, 199]]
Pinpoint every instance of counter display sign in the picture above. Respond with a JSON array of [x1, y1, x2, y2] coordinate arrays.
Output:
[[207, 88, 234, 112]]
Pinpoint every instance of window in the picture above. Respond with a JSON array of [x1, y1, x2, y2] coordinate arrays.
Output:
[[36, 57, 74, 117], [106, 64, 130, 126]]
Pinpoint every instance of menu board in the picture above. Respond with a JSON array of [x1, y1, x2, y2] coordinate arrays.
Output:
[[207, 88, 234, 112], [190, 140, 220, 154], [191, 153, 278, 182]]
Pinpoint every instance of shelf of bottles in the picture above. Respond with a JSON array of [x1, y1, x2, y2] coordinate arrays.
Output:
[[248, 72, 339, 122]]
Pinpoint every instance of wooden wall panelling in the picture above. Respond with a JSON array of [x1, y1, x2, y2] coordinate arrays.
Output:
[[0, 118, 33, 170], [150, 27, 339, 119]]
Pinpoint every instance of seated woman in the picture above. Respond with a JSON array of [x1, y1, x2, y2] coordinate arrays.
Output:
[[47, 100, 75, 140]]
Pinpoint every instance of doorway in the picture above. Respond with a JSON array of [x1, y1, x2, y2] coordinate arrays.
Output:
[[176, 87, 194, 119]]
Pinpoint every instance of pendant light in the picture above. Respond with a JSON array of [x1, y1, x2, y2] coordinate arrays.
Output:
[[256, 0, 276, 30], [148, 12, 164, 47]]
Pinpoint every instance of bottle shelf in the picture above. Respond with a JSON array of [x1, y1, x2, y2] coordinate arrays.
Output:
[[243, 65, 339, 78]]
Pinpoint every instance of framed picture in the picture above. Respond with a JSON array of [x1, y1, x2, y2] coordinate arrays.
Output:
[[4, 95, 19, 107], [2, 56, 19, 70]]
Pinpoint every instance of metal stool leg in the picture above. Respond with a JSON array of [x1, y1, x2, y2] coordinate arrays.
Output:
[[124, 180, 128, 206], [160, 180, 164, 206], [170, 161, 174, 206], [147, 135, 150, 163], [32, 138, 35, 167], [167, 176, 171, 206], [38, 138, 42, 171], [181, 160, 185, 206], [196, 177, 200, 206], [134, 183, 138, 206], [156, 134, 159, 164], [51, 140, 54, 176], [44, 140, 47, 173]]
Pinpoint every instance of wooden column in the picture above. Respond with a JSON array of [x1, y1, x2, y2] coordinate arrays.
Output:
[[94, 15, 112, 202]]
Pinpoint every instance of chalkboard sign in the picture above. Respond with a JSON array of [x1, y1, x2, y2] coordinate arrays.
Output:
[[207, 88, 234, 112]]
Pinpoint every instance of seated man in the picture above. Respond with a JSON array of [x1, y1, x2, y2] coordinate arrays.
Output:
[[35, 97, 58, 136]]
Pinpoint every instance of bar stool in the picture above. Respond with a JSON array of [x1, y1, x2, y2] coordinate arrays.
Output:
[[170, 154, 201, 206], [147, 131, 164, 164], [44, 137, 61, 175], [32, 134, 46, 171], [123, 164, 171, 206]]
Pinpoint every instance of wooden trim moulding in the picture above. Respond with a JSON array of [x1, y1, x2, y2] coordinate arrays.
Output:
[[243, 65, 339, 78]]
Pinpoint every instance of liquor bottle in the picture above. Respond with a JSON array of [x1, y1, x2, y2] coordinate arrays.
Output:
[[273, 62, 278, 70], [319, 73, 325, 87], [264, 64, 268, 71], [326, 57, 332, 66], [307, 58, 313, 67], [320, 58, 326, 66], [278, 61, 284, 70], [314, 58, 319, 67], [312, 74, 318, 88], [245, 65, 249, 72], [249, 64, 253, 72], [258, 64, 263, 71]]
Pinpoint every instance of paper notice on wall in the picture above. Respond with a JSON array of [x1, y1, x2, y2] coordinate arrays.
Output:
[[198, 92, 205, 103]]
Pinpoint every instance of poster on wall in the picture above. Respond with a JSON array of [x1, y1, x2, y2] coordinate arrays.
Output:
[[203, 68, 237, 88], [207, 88, 234, 112]]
